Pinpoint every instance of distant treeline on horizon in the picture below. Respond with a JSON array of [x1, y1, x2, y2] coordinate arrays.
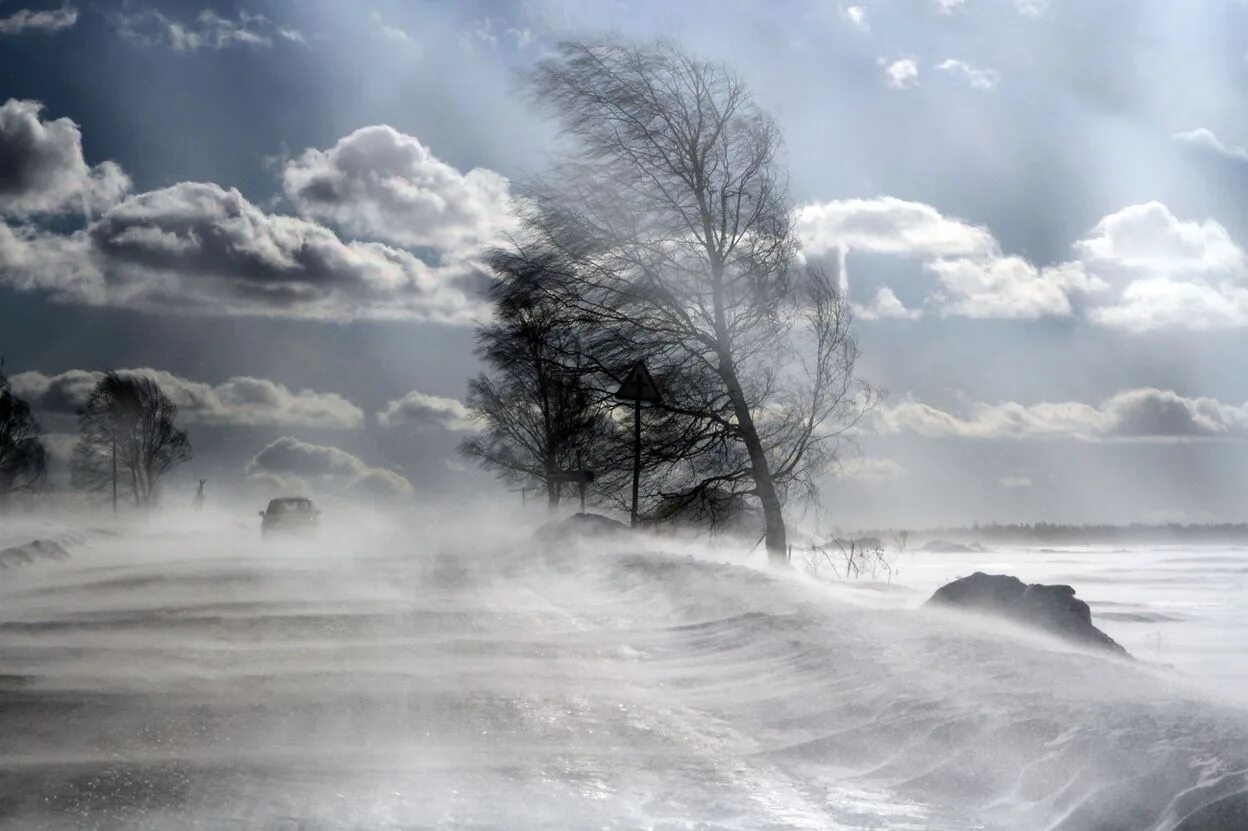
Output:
[[866, 522, 1248, 546]]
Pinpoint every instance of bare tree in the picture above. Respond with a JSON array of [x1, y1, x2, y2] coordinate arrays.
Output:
[[518, 40, 877, 560], [459, 250, 617, 509], [71, 372, 191, 509], [0, 368, 47, 500]]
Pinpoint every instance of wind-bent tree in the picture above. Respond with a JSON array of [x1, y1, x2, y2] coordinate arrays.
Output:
[[0, 369, 47, 499], [71, 372, 191, 508], [517, 41, 876, 560], [460, 249, 618, 509]]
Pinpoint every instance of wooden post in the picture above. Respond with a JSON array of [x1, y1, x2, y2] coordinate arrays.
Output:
[[631, 397, 641, 527], [111, 431, 117, 519]]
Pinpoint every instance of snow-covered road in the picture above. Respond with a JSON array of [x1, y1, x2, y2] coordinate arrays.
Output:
[[1, 519, 1247, 829]]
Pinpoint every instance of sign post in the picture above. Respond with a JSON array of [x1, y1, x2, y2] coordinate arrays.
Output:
[[614, 360, 662, 527]]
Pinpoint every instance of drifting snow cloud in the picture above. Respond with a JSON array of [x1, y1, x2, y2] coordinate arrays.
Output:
[[116, 8, 303, 51], [282, 125, 513, 254], [878, 388, 1248, 441], [11, 368, 364, 429], [0, 6, 77, 34], [935, 59, 1001, 90], [0, 99, 130, 216], [377, 390, 475, 431]]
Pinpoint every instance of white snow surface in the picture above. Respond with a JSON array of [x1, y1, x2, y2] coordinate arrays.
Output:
[[1, 511, 1247, 829]]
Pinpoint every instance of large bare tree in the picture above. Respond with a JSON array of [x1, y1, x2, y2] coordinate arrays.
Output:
[[519, 40, 877, 560], [71, 372, 192, 508], [0, 368, 47, 500]]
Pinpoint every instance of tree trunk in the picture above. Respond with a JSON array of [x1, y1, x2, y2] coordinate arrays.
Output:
[[720, 360, 788, 563]]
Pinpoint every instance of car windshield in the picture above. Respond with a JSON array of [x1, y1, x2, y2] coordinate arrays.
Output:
[[267, 499, 313, 514]]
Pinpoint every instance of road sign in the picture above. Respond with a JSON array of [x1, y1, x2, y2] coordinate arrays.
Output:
[[614, 361, 662, 404], [550, 469, 595, 485]]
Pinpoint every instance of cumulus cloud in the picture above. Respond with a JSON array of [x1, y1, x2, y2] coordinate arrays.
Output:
[[856, 287, 921, 320], [245, 437, 415, 501], [1172, 128, 1248, 162], [10, 368, 364, 429], [878, 388, 1248, 442], [116, 8, 303, 51], [1, 180, 488, 322], [797, 197, 997, 260], [882, 58, 919, 89], [797, 197, 1099, 319], [935, 59, 1001, 90], [282, 125, 513, 255], [1077, 202, 1248, 331], [839, 456, 904, 480], [0, 99, 130, 215], [0, 6, 77, 34], [797, 197, 1248, 329], [377, 390, 475, 431]]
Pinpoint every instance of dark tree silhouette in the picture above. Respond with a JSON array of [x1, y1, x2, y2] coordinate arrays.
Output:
[[0, 369, 47, 499], [515, 40, 878, 560], [71, 372, 192, 508], [459, 250, 617, 509]]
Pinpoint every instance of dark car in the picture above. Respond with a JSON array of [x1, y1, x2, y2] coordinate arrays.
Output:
[[259, 497, 320, 537]]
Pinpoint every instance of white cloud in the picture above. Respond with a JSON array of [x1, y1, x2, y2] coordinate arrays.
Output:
[[377, 391, 475, 431], [882, 58, 919, 90], [796, 197, 996, 260], [840, 456, 904, 480], [934, 0, 966, 13], [856, 286, 921, 320], [1015, 0, 1049, 16], [797, 197, 1098, 320], [344, 468, 416, 501], [1077, 202, 1248, 331], [999, 476, 1032, 489], [878, 388, 1248, 442], [116, 8, 303, 51], [1172, 128, 1248, 162], [0, 6, 77, 34], [0, 99, 130, 216], [935, 59, 1001, 90], [282, 125, 513, 255], [798, 197, 1248, 329], [843, 6, 868, 30], [10, 368, 365, 429], [370, 11, 412, 43]]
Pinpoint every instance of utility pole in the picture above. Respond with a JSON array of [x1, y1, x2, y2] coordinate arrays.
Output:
[[613, 360, 662, 528]]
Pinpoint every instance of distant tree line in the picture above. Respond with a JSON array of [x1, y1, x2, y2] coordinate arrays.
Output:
[[460, 40, 879, 562], [863, 522, 1248, 546], [0, 367, 191, 511]]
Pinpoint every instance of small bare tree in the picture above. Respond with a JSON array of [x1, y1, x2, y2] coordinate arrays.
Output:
[[460, 250, 616, 509], [518, 40, 878, 560], [71, 372, 191, 508], [0, 368, 47, 500]]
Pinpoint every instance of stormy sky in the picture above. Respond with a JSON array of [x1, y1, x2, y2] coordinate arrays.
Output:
[[3, 0, 1248, 529]]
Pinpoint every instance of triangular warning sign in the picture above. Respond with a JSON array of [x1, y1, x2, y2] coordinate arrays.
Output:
[[614, 360, 662, 403]]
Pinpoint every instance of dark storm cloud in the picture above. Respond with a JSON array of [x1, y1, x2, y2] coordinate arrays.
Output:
[[0, 99, 129, 215], [0, 6, 78, 34], [2, 180, 492, 322]]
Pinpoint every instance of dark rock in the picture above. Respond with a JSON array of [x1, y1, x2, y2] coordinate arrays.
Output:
[[535, 512, 631, 541], [925, 571, 1129, 657]]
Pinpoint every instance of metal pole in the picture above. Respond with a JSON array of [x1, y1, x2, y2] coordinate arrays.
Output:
[[111, 432, 117, 519], [631, 398, 641, 527], [577, 450, 586, 513]]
